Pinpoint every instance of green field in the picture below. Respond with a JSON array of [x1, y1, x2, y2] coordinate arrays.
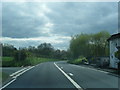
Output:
[[2, 56, 61, 67], [27, 57, 60, 65], [2, 57, 13, 61]]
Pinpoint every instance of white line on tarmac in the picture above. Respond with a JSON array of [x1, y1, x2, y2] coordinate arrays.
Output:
[[0, 79, 16, 90], [10, 67, 27, 77], [54, 62, 83, 90], [61, 67, 63, 69], [68, 73, 74, 76], [1, 66, 35, 90], [13, 66, 35, 78]]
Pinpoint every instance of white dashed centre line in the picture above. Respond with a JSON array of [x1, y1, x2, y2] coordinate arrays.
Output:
[[54, 62, 83, 90], [68, 73, 74, 76]]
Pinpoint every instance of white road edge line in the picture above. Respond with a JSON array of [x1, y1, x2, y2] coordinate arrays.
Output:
[[13, 66, 35, 78], [54, 62, 83, 90], [10, 67, 27, 77], [61, 67, 63, 69], [0, 79, 16, 90], [1, 66, 35, 90]]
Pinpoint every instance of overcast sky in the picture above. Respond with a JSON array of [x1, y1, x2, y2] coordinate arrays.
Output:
[[2, 2, 118, 50]]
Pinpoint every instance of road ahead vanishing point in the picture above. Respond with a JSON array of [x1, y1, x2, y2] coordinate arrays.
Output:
[[1, 61, 119, 90]]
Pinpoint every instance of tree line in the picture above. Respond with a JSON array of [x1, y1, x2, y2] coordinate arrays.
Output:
[[69, 31, 110, 61], [2, 31, 111, 63], [2, 43, 68, 61]]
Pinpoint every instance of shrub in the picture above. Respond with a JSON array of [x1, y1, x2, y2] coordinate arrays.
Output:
[[115, 50, 120, 60], [68, 56, 88, 65], [14, 50, 27, 61], [2, 57, 13, 61]]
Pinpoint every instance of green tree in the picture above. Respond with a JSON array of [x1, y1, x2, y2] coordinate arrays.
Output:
[[70, 34, 90, 59], [2, 43, 17, 57], [91, 31, 110, 57], [14, 49, 27, 61], [115, 49, 120, 60], [69, 31, 110, 59], [37, 43, 54, 58]]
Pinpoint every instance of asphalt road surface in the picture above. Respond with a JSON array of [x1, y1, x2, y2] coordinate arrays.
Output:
[[2, 67, 24, 75], [2, 61, 119, 89]]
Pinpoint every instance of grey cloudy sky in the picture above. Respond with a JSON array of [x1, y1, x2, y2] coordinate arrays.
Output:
[[2, 2, 118, 50]]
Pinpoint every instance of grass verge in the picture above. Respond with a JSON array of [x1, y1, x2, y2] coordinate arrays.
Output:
[[2, 57, 62, 67], [2, 57, 13, 61], [0, 72, 9, 84], [68, 56, 88, 65]]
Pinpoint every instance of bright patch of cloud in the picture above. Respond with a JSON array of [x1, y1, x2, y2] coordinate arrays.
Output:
[[45, 22, 54, 27], [1, 36, 71, 49]]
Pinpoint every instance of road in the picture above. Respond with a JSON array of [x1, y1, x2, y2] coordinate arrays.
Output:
[[2, 61, 119, 89]]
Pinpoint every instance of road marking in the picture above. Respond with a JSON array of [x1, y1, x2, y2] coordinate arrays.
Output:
[[1, 66, 35, 89], [0, 79, 16, 90], [35, 64, 40, 67], [10, 67, 27, 77], [68, 73, 73, 76], [13, 66, 35, 78], [54, 62, 83, 90], [61, 67, 63, 69]]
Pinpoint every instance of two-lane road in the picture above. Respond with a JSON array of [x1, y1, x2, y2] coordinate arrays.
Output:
[[57, 61, 119, 89], [2, 61, 119, 89]]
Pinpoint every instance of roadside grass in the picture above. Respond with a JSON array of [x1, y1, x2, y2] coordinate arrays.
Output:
[[68, 59, 83, 65], [26, 57, 60, 66], [2, 57, 62, 67], [68, 56, 88, 65], [0, 72, 9, 83], [2, 57, 13, 61]]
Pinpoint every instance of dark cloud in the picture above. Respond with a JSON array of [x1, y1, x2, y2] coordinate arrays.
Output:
[[2, 2, 118, 49], [2, 2, 50, 38], [46, 2, 118, 35]]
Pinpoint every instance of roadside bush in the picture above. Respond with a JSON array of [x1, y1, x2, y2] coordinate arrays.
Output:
[[89, 57, 96, 64], [2, 60, 15, 67], [14, 50, 27, 61], [115, 50, 120, 60], [2, 57, 13, 61], [115, 49, 120, 70], [68, 56, 88, 65]]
